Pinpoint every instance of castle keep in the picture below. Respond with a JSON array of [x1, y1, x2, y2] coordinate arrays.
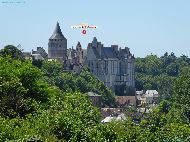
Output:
[[48, 22, 67, 60]]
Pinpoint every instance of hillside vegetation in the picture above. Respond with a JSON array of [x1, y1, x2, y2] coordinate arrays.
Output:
[[135, 52, 190, 100], [0, 46, 190, 141]]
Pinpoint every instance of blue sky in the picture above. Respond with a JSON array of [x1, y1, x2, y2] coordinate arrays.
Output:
[[0, 0, 190, 57]]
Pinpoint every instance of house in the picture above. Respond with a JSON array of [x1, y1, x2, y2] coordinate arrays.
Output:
[[23, 52, 32, 60], [23, 52, 44, 60], [32, 47, 48, 59], [87, 92, 102, 107], [143, 90, 159, 104], [101, 113, 126, 123], [32, 54, 44, 60], [115, 96, 136, 107], [101, 108, 122, 117], [136, 90, 159, 106]]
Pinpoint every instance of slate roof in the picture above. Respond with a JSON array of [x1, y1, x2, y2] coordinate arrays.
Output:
[[101, 47, 118, 59], [89, 37, 134, 60], [23, 52, 31, 58], [32, 54, 44, 60], [49, 22, 66, 40], [92, 47, 100, 58]]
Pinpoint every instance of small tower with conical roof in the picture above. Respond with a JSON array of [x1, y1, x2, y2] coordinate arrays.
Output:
[[48, 22, 67, 60]]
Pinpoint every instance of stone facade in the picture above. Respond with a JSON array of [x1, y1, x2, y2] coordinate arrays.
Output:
[[64, 42, 87, 72], [23, 52, 32, 60], [87, 92, 102, 107], [86, 37, 135, 95], [48, 22, 67, 60], [115, 96, 136, 107], [23, 46, 47, 60], [137, 90, 159, 106], [32, 47, 48, 59]]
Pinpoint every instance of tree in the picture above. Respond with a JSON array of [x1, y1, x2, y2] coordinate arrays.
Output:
[[174, 71, 190, 107], [0, 57, 48, 118], [1, 52, 190, 141], [173, 70, 190, 123], [144, 55, 162, 75], [52, 92, 101, 141], [54, 72, 77, 92], [0, 45, 23, 59], [135, 52, 190, 92], [76, 67, 115, 107], [166, 62, 179, 76], [32, 59, 43, 69], [41, 60, 63, 78], [157, 75, 175, 100]]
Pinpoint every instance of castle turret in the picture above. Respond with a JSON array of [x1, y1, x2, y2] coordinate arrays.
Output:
[[76, 41, 82, 51], [75, 41, 84, 64], [48, 22, 67, 60], [92, 37, 98, 47]]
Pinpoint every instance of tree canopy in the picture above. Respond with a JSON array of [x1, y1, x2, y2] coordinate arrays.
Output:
[[0, 46, 190, 141], [0, 45, 23, 59], [135, 53, 190, 100]]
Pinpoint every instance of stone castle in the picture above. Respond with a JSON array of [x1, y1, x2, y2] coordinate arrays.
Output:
[[43, 22, 135, 95], [86, 37, 135, 93]]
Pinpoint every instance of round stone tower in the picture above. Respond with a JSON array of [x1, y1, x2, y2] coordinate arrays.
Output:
[[48, 22, 67, 60]]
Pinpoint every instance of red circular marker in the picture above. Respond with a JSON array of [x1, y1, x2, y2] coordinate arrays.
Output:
[[82, 30, 86, 34]]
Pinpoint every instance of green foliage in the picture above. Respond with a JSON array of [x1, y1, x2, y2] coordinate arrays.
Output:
[[1, 49, 190, 141], [41, 60, 63, 78], [139, 100, 190, 141], [0, 57, 48, 118], [0, 45, 23, 59], [0, 92, 100, 142], [32, 59, 43, 69], [52, 92, 100, 141], [135, 52, 190, 100], [42, 65, 115, 107], [54, 72, 77, 92], [173, 70, 190, 123], [174, 70, 190, 106], [76, 67, 115, 107]]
